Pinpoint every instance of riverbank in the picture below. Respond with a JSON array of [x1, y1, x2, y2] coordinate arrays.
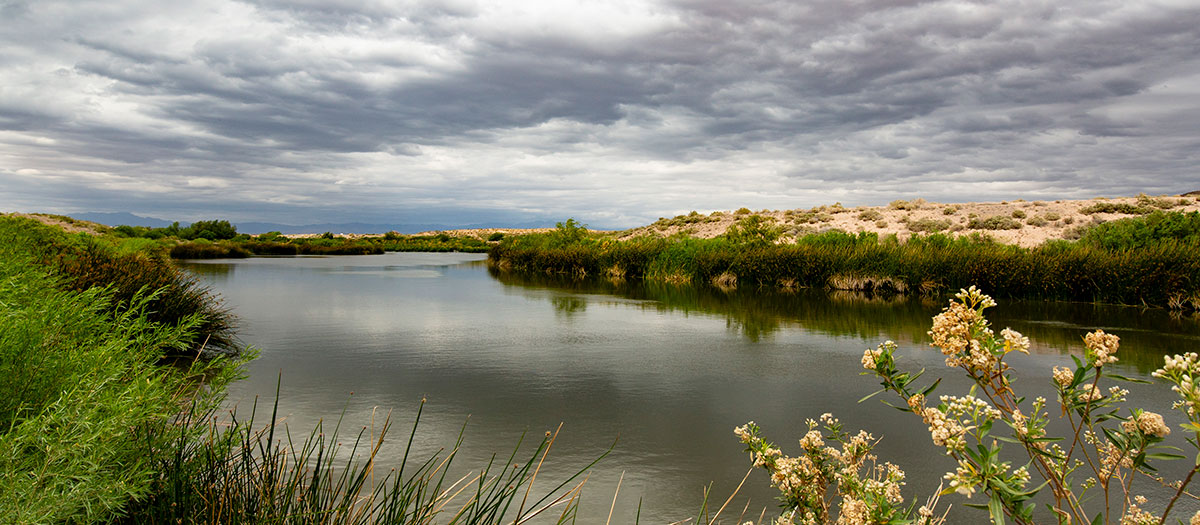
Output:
[[489, 209, 1200, 310]]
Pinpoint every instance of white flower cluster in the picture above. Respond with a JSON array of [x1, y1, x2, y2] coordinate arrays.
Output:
[[1001, 327, 1030, 354], [1153, 352, 1200, 417], [942, 395, 1001, 418], [1053, 366, 1074, 387], [1121, 411, 1171, 438], [1084, 330, 1120, 367]]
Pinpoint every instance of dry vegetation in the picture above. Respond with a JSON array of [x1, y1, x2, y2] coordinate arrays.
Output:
[[622, 194, 1200, 248]]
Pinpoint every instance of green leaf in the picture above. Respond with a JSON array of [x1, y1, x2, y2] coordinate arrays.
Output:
[[989, 493, 1007, 525], [1145, 452, 1186, 461], [1106, 373, 1151, 384], [920, 378, 942, 397], [1091, 511, 1103, 525], [858, 388, 886, 404]]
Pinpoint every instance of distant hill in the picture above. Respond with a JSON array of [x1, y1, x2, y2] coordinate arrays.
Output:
[[71, 212, 555, 235], [73, 212, 178, 228]]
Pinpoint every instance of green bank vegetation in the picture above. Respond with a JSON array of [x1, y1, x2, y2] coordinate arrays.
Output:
[[489, 212, 1200, 310], [0, 215, 602, 523], [109, 220, 493, 259]]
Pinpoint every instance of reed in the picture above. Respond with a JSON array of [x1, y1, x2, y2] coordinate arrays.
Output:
[[119, 392, 609, 525], [489, 226, 1200, 309]]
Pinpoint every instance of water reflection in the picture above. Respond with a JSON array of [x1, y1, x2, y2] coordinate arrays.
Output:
[[489, 267, 1200, 373]]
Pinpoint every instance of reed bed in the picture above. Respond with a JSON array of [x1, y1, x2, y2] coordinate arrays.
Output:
[[490, 227, 1200, 309]]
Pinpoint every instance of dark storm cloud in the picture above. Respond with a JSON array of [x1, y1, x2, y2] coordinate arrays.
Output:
[[1, 0, 1198, 225]]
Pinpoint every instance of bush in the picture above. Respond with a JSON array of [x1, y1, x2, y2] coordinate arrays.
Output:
[[1025, 216, 1048, 227], [1080, 202, 1155, 215], [180, 220, 238, 241], [968, 215, 1022, 230], [723, 215, 781, 246], [488, 232, 505, 241], [1077, 211, 1200, 250], [858, 209, 883, 221], [1011, 209, 1026, 219], [735, 207, 752, 215], [888, 198, 925, 210]]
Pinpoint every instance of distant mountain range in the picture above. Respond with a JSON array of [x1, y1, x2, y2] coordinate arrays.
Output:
[[71, 212, 555, 234]]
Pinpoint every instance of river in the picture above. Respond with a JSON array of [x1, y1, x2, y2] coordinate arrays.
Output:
[[181, 252, 1200, 523]]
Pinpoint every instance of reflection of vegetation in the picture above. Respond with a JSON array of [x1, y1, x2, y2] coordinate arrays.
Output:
[[487, 267, 1200, 373], [551, 295, 588, 318]]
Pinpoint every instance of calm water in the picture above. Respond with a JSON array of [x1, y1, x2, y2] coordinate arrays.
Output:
[[182, 253, 1200, 523]]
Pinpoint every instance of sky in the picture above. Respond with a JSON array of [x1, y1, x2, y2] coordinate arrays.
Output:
[[1, 0, 1199, 228]]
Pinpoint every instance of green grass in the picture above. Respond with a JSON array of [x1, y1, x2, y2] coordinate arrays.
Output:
[[490, 220, 1200, 309]]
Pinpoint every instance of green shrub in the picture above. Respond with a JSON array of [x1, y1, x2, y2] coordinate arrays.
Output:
[[734, 207, 752, 215], [1136, 192, 1180, 209], [1011, 209, 1026, 219], [1025, 216, 1048, 227], [1080, 202, 1155, 215], [858, 209, 883, 221], [488, 232, 505, 241], [723, 215, 781, 246], [1077, 211, 1200, 250], [888, 199, 925, 210], [181, 220, 238, 241], [943, 206, 957, 215], [968, 215, 1022, 230]]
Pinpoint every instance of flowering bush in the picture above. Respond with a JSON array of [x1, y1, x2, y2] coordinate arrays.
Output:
[[739, 286, 1200, 524]]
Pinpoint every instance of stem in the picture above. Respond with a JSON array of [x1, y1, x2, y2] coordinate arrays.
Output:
[[1159, 464, 1200, 525]]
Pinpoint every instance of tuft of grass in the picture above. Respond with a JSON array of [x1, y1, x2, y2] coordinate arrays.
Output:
[[118, 394, 609, 525]]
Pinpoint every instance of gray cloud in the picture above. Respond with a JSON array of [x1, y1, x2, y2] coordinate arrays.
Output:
[[1, 0, 1198, 227]]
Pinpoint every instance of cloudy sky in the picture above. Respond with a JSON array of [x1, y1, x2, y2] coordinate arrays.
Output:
[[2, 0, 1198, 227]]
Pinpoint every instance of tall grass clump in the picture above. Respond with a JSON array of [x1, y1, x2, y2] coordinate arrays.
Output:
[[118, 395, 608, 524]]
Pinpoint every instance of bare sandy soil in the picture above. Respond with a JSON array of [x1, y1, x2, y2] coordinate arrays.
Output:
[[618, 194, 1200, 248], [9, 213, 111, 235]]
